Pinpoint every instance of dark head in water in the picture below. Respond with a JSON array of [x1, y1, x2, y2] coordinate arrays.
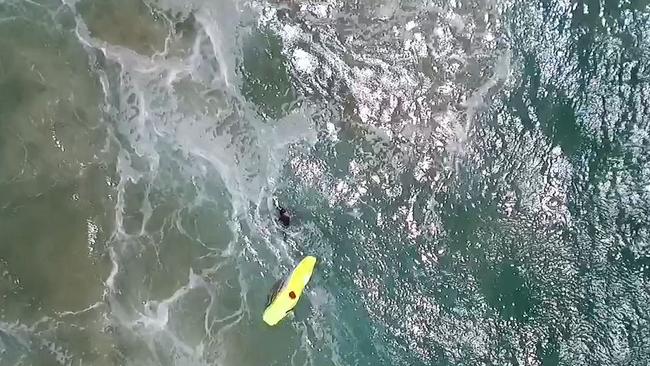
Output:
[[278, 207, 291, 227]]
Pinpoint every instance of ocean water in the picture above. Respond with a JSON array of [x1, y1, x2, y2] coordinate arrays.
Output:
[[0, 0, 649, 365]]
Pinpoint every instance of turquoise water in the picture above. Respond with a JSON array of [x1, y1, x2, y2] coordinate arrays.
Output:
[[1, 0, 649, 365]]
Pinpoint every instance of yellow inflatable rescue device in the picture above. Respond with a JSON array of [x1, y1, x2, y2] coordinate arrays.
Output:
[[263, 256, 317, 326]]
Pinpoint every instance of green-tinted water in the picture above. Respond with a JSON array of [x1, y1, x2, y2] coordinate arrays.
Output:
[[0, 0, 649, 365]]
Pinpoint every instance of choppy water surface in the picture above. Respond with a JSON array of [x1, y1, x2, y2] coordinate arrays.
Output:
[[0, 0, 649, 365]]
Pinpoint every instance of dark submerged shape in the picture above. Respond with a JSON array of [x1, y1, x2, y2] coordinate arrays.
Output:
[[278, 207, 291, 227]]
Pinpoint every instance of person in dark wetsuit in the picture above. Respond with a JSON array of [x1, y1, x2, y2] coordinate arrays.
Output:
[[273, 197, 291, 227], [273, 199, 295, 242], [277, 207, 291, 227]]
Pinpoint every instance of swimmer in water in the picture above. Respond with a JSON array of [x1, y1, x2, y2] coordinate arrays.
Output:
[[273, 198, 291, 227], [272, 198, 295, 243], [278, 207, 291, 227]]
